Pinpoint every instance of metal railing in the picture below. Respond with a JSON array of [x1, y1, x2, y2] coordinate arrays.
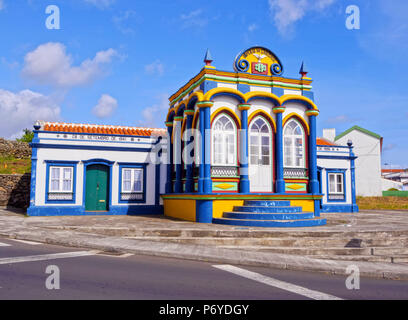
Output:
[[283, 167, 308, 179]]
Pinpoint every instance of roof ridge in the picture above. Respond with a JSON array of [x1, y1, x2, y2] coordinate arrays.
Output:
[[317, 137, 338, 146], [39, 121, 166, 137], [335, 125, 382, 141], [42, 121, 164, 131]]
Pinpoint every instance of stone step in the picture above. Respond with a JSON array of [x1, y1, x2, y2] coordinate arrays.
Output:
[[122, 236, 408, 248], [243, 200, 291, 207], [232, 206, 303, 213], [212, 217, 327, 228], [60, 225, 408, 239], [312, 254, 408, 264], [216, 245, 408, 256], [216, 245, 372, 256], [371, 247, 408, 256], [223, 212, 315, 220]]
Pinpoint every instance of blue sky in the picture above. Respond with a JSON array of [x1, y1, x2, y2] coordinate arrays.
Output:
[[0, 0, 407, 168]]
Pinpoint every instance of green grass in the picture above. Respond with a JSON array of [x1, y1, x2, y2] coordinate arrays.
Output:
[[0, 156, 31, 174], [357, 196, 408, 211]]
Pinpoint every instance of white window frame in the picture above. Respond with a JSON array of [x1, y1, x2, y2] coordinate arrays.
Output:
[[49, 166, 73, 193], [249, 116, 272, 166], [121, 168, 144, 193], [211, 113, 237, 166], [328, 172, 344, 195], [283, 119, 306, 168]]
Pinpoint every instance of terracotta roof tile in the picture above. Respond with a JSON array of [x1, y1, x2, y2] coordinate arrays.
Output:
[[317, 137, 337, 146], [38, 121, 166, 137]]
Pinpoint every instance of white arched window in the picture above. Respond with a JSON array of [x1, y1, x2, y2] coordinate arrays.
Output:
[[283, 119, 306, 168], [212, 114, 237, 166], [249, 117, 272, 166]]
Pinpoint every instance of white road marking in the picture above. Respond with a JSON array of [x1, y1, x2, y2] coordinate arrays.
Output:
[[213, 265, 343, 300], [10, 239, 42, 246], [0, 251, 100, 265], [0, 242, 11, 247]]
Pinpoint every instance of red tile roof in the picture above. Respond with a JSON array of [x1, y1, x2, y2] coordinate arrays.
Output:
[[382, 169, 405, 174], [317, 137, 337, 146], [39, 122, 166, 137]]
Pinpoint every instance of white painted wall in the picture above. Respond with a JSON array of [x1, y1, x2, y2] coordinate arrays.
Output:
[[381, 178, 403, 191], [336, 130, 382, 196], [317, 156, 352, 205]]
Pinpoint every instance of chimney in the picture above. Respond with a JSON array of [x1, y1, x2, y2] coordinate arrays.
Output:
[[323, 128, 336, 142]]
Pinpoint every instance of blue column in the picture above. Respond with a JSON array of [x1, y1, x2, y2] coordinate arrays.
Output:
[[196, 200, 213, 223], [165, 123, 173, 193], [197, 101, 213, 194], [273, 106, 286, 193], [307, 110, 319, 195], [238, 104, 250, 193], [28, 130, 40, 211], [348, 141, 359, 213], [198, 107, 205, 193], [174, 117, 183, 193], [185, 111, 194, 193]]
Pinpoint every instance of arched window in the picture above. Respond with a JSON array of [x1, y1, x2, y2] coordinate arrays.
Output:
[[283, 119, 305, 168], [212, 114, 237, 166], [249, 117, 272, 166]]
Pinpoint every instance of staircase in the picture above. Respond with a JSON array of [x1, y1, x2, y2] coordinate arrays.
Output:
[[212, 200, 326, 228]]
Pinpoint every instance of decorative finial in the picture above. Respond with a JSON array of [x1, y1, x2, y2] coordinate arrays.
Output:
[[299, 61, 308, 77], [204, 48, 213, 66], [33, 120, 41, 130]]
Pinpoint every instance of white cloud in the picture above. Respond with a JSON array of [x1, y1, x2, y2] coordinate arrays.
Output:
[[325, 115, 355, 124], [22, 42, 118, 88], [0, 89, 60, 139], [268, 0, 336, 35], [383, 143, 396, 152], [144, 60, 165, 76], [0, 0, 4, 10], [113, 10, 140, 34], [92, 94, 118, 119], [138, 95, 168, 128], [180, 9, 208, 28], [84, 0, 115, 9], [248, 23, 258, 32], [1, 57, 18, 69]]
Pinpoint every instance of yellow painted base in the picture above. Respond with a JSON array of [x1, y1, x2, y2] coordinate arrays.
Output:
[[163, 199, 196, 222], [289, 200, 315, 213], [212, 200, 244, 218], [162, 195, 320, 222]]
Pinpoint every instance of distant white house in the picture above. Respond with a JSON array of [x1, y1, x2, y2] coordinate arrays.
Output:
[[323, 126, 383, 197], [382, 169, 408, 191]]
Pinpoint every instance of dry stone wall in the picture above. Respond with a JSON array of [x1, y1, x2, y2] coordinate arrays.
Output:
[[0, 174, 31, 209], [0, 138, 31, 159]]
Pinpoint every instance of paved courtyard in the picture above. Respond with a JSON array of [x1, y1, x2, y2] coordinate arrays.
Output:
[[1, 209, 407, 236]]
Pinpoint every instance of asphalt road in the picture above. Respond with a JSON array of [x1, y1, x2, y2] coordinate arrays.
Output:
[[0, 237, 407, 300]]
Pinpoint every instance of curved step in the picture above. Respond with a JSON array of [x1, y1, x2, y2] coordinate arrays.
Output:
[[212, 217, 327, 228], [223, 212, 314, 220], [233, 205, 302, 213], [244, 200, 291, 207]]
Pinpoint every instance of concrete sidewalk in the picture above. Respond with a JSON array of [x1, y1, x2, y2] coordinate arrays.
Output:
[[0, 208, 408, 280]]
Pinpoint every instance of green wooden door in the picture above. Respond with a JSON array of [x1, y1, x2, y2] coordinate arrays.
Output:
[[85, 164, 109, 211]]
